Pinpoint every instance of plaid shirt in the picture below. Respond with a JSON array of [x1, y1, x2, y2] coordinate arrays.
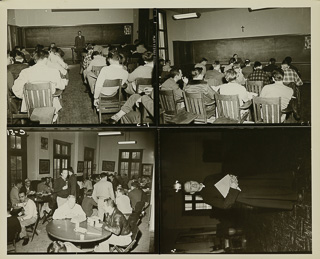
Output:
[[248, 69, 270, 85], [283, 68, 303, 86]]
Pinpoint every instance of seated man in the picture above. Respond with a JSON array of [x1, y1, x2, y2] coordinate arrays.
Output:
[[20, 178, 36, 196], [204, 61, 224, 87], [47, 47, 69, 86], [7, 203, 21, 245], [10, 179, 23, 209], [7, 51, 29, 80], [281, 59, 303, 87], [219, 69, 250, 106], [248, 61, 271, 86], [86, 49, 107, 93], [11, 50, 65, 122], [17, 191, 38, 246], [53, 195, 86, 222], [128, 182, 148, 212], [115, 188, 132, 215], [194, 57, 208, 76], [263, 58, 279, 75], [184, 67, 216, 112], [81, 189, 98, 217], [260, 70, 294, 110], [241, 59, 253, 79], [160, 68, 185, 101], [94, 198, 132, 252], [125, 51, 154, 95], [108, 91, 154, 124], [93, 50, 128, 108]]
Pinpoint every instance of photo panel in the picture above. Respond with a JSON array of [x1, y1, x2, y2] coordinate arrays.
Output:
[[7, 128, 157, 253], [7, 8, 156, 126], [159, 127, 311, 253], [157, 8, 311, 125]]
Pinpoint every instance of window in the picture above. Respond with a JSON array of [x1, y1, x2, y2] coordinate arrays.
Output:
[[118, 149, 143, 179], [184, 194, 212, 213], [7, 134, 27, 191], [84, 147, 94, 179], [53, 140, 71, 179], [158, 10, 169, 60]]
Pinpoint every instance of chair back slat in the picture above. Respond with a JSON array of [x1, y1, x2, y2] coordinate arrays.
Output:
[[246, 81, 264, 96], [159, 90, 177, 116], [253, 96, 281, 123], [183, 91, 207, 123], [215, 94, 241, 121], [102, 79, 122, 88], [24, 82, 53, 116]]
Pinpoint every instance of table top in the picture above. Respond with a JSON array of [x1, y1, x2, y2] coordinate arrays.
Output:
[[46, 219, 111, 243]]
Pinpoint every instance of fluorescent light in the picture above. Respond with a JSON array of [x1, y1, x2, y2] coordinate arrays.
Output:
[[98, 131, 122, 136], [118, 141, 137, 145], [172, 12, 201, 20], [248, 8, 271, 12]]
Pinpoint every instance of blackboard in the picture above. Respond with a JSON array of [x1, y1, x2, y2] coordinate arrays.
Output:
[[192, 34, 310, 64], [24, 23, 133, 48], [102, 160, 115, 172]]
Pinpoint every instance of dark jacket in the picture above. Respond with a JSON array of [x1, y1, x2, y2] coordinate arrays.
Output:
[[7, 216, 21, 241], [54, 177, 69, 198], [68, 174, 77, 197], [105, 208, 131, 236]]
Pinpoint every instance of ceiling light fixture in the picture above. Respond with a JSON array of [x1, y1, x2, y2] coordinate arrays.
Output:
[[248, 8, 271, 12], [118, 141, 137, 145], [98, 131, 122, 136], [172, 12, 201, 20]]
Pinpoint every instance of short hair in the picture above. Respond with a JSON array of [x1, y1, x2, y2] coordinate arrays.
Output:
[[78, 31, 82, 34], [15, 179, 22, 185], [57, 48, 65, 57], [229, 58, 236, 64], [272, 69, 284, 81], [253, 61, 262, 68], [269, 58, 276, 64], [25, 178, 31, 183], [284, 56, 292, 64], [233, 54, 238, 57], [86, 189, 93, 196], [244, 59, 251, 65], [61, 168, 68, 174], [213, 61, 220, 66], [107, 50, 124, 63], [47, 241, 67, 253], [282, 59, 290, 65], [100, 172, 108, 178], [169, 68, 180, 78], [117, 188, 125, 195], [21, 46, 26, 50], [103, 198, 116, 208], [142, 51, 154, 62], [91, 50, 100, 59], [51, 47, 58, 52], [200, 57, 208, 62], [15, 51, 23, 58], [19, 190, 26, 196], [224, 69, 237, 82], [192, 67, 203, 77], [41, 177, 46, 182], [34, 50, 49, 61], [131, 181, 139, 188], [184, 182, 191, 192]]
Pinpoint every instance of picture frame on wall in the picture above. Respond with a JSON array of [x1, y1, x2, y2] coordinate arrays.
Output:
[[39, 159, 50, 174], [41, 137, 48, 150], [142, 163, 153, 176], [77, 161, 84, 173], [102, 161, 115, 172]]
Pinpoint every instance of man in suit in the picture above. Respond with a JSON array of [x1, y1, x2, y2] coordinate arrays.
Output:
[[74, 31, 86, 61]]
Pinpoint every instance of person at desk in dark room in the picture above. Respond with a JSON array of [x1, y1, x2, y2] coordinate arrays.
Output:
[[184, 173, 299, 210], [74, 30, 86, 61]]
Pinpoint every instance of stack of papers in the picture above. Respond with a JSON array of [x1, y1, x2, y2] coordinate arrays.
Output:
[[214, 174, 241, 198]]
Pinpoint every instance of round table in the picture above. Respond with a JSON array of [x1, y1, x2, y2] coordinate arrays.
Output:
[[46, 219, 111, 243]]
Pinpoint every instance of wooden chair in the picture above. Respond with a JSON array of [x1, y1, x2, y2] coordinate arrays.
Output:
[[183, 91, 216, 124], [97, 79, 122, 123], [214, 94, 251, 123], [159, 90, 197, 124], [23, 82, 56, 124], [26, 216, 40, 241], [92, 66, 105, 77], [245, 81, 264, 95], [252, 96, 290, 123], [135, 78, 152, 94], [7, 91, 28, 124], [110, 225, 141, 253]]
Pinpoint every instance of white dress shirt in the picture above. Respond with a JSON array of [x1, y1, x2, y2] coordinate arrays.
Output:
[[92, 178, 115, 202], [53, 202, 86, 222]]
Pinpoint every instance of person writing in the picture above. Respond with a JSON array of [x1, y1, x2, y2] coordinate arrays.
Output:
[[53, 195, 86, 222]]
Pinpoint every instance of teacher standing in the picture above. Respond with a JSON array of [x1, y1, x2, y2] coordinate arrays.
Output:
[[74, 31, 86, 62]]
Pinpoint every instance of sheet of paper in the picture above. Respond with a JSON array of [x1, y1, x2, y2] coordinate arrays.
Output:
[[214, 174, 241, 198]]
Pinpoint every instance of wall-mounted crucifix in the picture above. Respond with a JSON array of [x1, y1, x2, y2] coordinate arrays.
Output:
[[241, 26, 245, 32]]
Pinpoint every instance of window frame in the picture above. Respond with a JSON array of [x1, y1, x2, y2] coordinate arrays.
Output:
[[53, 139, 71, 180], [157, 9, 169, 60], [183, 193, 213, 216], [118, 149, 143, 179]]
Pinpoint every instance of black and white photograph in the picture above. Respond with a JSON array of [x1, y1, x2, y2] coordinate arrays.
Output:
[[7, 8, 155, 125], [158, 8, 311, 125], [160, 128, 311, 253], [7, 129, 155, 253]]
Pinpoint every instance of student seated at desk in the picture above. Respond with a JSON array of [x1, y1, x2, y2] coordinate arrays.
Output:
[[81, 189, 98, 217], [53, 195, 86, 222]]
